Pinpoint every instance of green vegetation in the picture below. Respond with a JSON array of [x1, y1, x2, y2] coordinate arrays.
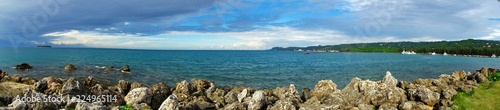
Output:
[[271, 39, 500, 56], [119, 104, 134, 110], [452, 72, 500, 110]]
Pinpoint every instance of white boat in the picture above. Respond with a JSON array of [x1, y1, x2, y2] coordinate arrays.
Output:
[[492, 54, 497, 58], [443, 52, 448, 56], [430, 52, 437, 55]]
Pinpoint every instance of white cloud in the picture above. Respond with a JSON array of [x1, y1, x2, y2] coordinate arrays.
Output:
[[477, 30, 500, 40]]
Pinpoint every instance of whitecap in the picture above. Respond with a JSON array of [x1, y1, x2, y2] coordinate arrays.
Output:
[[95, 66, 106, 69], [120, 70, 131, 73]]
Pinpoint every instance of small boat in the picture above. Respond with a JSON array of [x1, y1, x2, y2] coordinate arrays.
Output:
[[401, 50, 416, 54], [430, 52, 437, 55], [443, 52, 448, 56], [492, 54, 497, 58]]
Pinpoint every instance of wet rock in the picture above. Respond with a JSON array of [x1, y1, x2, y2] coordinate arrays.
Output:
[[15, 63, 32, 70], [124, 87, 153, 105], [172, 80, 191, 102], [7, 99, 28, 110], [61, 77, 90, 96], [158, 94, 179, 110], [75, 101, 107, 110], [398, 101, 429, 110], [84, 76, 97, 88], [150, 82, 172, 110], [64, 64, 76, 71], [120, 65, 131, 72], [248, 90, 266, 110], [117, 80, 130, 94], [130, 82, 146, 90]]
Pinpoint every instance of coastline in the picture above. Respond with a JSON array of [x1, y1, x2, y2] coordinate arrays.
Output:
[[0, 67, 496, 110]]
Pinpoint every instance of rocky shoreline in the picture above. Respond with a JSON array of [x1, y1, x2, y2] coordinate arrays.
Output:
[[0, 66, 497, 110]]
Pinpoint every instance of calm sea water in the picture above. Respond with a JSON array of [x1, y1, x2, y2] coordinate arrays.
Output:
[[1, 47, 499, 89]]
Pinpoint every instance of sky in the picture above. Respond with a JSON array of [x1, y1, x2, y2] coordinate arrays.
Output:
[[0, 0, 499, 50]]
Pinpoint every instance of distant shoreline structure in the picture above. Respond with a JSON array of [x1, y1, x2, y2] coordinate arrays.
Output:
[[36, 45, 52, 48]]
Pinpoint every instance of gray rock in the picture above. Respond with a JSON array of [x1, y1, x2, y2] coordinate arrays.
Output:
[[120, 65, 131, 72], [61, 77, 90, 96], [158, 94, 179, 110], [248, 90, 266, 110], [84, 76, 97, 88], [130, 82, 146, 90], [117, 80, 130, 94], [124, 87, 153, 105]]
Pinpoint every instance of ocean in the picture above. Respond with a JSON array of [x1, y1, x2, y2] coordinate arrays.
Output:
[[1, 47, 499, 89]]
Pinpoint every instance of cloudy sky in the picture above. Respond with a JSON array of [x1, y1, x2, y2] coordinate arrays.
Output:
[[0, 0, 499, 50]]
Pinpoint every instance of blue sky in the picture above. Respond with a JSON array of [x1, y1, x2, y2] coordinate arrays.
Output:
[[0, 0, 499, 50]]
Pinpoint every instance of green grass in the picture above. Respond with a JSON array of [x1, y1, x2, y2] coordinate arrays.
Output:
[[119, 104, 134, 110], [452, 72, 500, 110]]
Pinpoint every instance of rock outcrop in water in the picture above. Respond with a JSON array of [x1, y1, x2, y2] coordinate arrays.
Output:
[[15, 63, 32, 70], [120, 65, 131, 72], [64, 64, 77, 71], [0, 67, 497, 110]]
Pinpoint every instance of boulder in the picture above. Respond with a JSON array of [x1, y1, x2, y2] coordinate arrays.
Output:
[[158, 94, 179, 110], [64, 64, 76, 71], [358, 104, 375, 110], [207, 88, 225, 105], [120, 65, 131, 72], [130, 82, 146, 90], [34, 79, 48, 93], [378, 103, 398, 110], [224, 90, 238, 104], [191, 96, 216, 109], [150, 82, 172, 110], [222, 102, 245, 110], [237, 89, 248, 103], [248, 90, 266, 110], [0, 71, 7, 78], [172, 80, 191, 102], [45, 82, 63, 95], [2, 74, 22, 83], [117, 80, 130, 94], [411, 88, 440, 106], [124, 87, 153, 105], [15, 63, 32, 70], [60, 77, 90, 96], [269, 99, 296, 110], [20, 78, 37, 85], [84, 76, 97, 88]]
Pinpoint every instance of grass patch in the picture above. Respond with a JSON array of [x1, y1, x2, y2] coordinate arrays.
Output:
[[452, 72, 500, 110], [119, 104, 134, 110]]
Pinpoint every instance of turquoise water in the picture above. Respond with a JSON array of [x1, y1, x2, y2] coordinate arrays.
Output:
[[1, 47, 500, 89]]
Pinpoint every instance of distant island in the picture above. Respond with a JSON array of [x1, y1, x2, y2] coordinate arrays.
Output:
[[271, 39, 500, 56], [36, 45, 52, 48]]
